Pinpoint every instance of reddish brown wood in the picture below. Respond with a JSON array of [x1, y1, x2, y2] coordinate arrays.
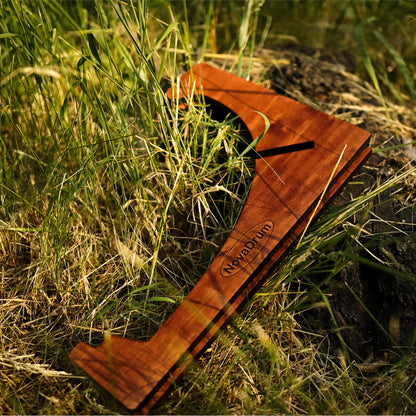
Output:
[[70, 63, 371, 413]]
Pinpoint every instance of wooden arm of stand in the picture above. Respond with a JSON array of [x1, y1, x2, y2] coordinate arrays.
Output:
[[70, 63, 371, 413]]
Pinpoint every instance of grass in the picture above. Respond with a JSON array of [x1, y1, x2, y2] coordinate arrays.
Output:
[[1, 0, 416, 414]]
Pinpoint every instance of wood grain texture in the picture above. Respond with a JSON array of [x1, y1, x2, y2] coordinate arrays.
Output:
[[70, 63, 371, 413]]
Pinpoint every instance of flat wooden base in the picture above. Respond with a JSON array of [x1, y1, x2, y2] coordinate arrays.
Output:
[[70, 63, 371, 413]]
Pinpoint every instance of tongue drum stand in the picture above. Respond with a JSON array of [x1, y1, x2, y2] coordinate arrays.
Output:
[[70, 63, 371, 413]]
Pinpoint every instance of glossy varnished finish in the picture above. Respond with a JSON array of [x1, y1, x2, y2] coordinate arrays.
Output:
[[70, 63, 371, 413]]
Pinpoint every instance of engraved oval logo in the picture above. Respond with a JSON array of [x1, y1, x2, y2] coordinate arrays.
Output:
[[220, 220, 274, 277]]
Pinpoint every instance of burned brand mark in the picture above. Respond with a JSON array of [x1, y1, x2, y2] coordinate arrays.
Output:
[[221, 220, 274, 277]]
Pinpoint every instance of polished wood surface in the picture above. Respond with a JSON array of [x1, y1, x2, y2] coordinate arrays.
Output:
[[70, 63, 371, 413]]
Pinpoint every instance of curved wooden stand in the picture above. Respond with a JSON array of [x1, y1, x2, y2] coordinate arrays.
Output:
[[70, 63, 371, 413]]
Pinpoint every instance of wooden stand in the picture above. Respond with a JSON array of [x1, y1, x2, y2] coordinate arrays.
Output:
[[70, 63, 371, 413]]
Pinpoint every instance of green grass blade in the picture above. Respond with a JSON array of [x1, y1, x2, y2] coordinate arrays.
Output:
[[345, 252, 416, 285], [373, 28, 416, 105], [355, 18, 387, 109]]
